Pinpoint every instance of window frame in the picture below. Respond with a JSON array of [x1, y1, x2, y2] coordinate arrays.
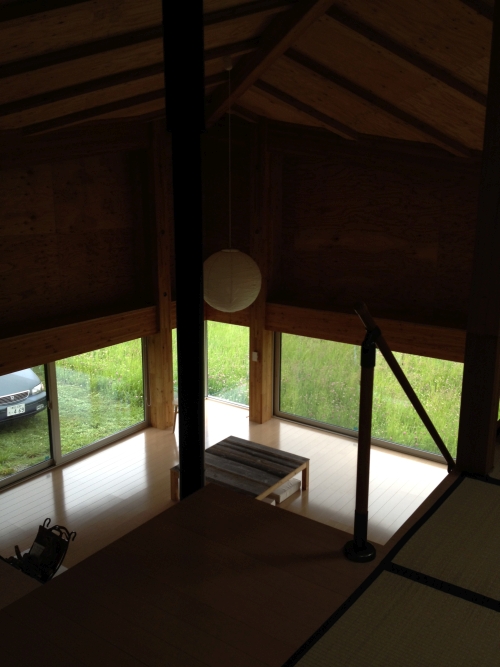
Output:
[[0, 339, 148, 491], [273, 332, 447, 466]]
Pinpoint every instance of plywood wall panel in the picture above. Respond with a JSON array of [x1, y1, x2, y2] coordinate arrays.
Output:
[[202, 117, 253, 259], [276, 147, 480, 329], [0, 234, 62, 325], [0, 149, 153, 336], [0, 164, 55, 236], [52, 155, 135, 232]]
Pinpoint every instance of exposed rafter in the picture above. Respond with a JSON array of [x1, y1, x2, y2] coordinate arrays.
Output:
[[326, 6, 487, 106], [232, 104, 260, 123], [204, 37, 260, 61], [459, 0, 494, 20], [0, 26, 162, 80], [0, 0, 274, 80], [0, 0, 89, 23], [23, 89, 165, 135], [205, 0, 336, 126], [0, 38, 254, 119], [204, 0, 295, 25], [253, 80, 359, 140], [285, 49, 472, 157]]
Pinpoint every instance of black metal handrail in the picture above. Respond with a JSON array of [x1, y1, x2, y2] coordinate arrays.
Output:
[[345, 303, 455, 563]]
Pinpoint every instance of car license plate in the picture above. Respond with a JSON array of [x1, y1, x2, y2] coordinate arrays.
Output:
[[7, 404, 25, 416]]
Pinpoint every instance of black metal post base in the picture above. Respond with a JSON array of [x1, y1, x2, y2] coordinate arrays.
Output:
[[344, 539, 377, 563]]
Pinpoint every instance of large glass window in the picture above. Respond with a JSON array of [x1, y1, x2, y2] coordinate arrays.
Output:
[[56, 340, 145, 456], [207, 322, 249, 405], [278, 333, 463, 459], [0, 365, 50, 480]]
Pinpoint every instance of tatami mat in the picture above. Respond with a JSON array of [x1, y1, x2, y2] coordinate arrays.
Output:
[[292, 571, 500, 667], [392, 476, 500, 600]]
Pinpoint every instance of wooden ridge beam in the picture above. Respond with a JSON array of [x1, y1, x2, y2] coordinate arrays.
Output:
[[285, 49, 472, 157], [0, 38, 255, 118], [0, 0, 271, 80], [254, 79, 358, 140], [326, 6, 487, 106], [459, 0, 494, 20], [205, 0, 336, 125], [0, 0, 89, 23]]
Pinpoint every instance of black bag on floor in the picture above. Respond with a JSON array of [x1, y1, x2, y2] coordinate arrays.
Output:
[[0, 518, 76, 583]]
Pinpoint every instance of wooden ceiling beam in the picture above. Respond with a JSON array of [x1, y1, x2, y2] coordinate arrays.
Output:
[[458, 0, 493, 20], [0, 0, 89, 23], [204, 0, 295, 25], [205, 0, 336, 126], [204, 37, 260, 61], [253, 80, 359, 140], [0, 25, 162, 80], [0, 63, 163, 117], [326, 6, 487, 106], [285, 49, 472, 157], [0, 0, 272, 80], [0, 38, 253, 118], [232, 104, 259, 123], [22, 89, 166, 135]]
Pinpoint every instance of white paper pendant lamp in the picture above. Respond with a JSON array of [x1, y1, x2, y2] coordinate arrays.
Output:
[[204, 249, 261, 312]]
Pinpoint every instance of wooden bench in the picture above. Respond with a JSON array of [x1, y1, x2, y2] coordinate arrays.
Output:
[[170, 435, 309, 502]]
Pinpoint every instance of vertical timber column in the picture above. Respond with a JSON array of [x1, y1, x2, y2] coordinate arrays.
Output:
[[457, 1, 500, 474], [146, 122, 174, 430], [162, 1, 205, 497], [249, 119, 274, 423]]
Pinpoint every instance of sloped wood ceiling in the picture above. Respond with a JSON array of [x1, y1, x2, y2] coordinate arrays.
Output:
[[0, 0, 492, 156]]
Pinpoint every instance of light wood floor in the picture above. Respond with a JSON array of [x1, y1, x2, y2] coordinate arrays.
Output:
[[0, 399, 447, 569]]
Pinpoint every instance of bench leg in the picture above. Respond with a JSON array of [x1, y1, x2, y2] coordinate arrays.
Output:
[[302, 464, 309, 491], [170, 469, 180, 501]]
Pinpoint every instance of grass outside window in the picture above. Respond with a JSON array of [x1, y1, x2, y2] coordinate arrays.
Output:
[[279, 334, 464, 458]]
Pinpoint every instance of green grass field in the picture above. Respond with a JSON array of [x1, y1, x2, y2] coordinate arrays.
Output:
[[172, 323, 250, 405], [0, 342, 144, 479], [280, 334, 463, 458], [207, 322, 249, 404]]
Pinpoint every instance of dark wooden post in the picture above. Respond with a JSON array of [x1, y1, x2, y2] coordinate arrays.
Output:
[[249, 119, 274, 423], [344, 330, 377, 563], [162, 1, 205, 498], [456, 0, 500, 474]]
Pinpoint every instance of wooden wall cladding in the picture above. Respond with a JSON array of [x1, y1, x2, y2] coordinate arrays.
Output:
[[274, 146, 480, 330], [266, 303, 465, 362], [0, 150, 154, 337], [0, 307, 157, 376]]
